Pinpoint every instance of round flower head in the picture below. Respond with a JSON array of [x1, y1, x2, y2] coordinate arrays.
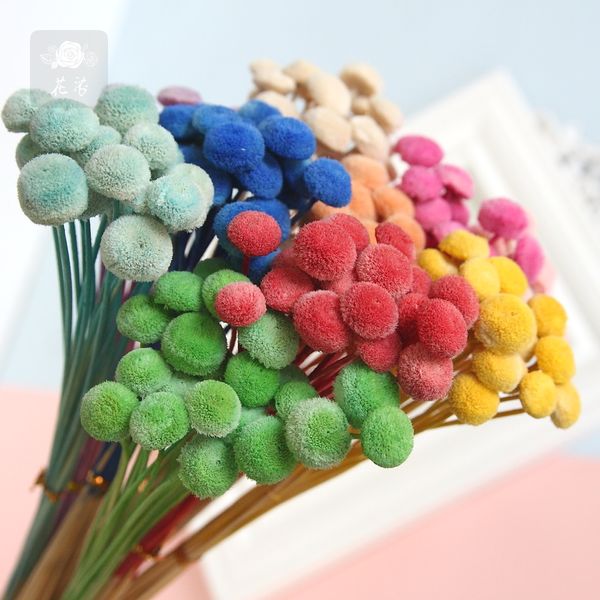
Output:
[[429, 275, 479, 328], [534, 335, 575, 384], [400, 166, 444, 202], [153, 271, 204, 313], [396, 292, 429, 344], [394, 135, 443, 167], [355, 333, 401, 373], [396, 343, 453, 401], [202, 269, 250, 318], [293, 290, 351, 353], [191, 104, 241, 134], [159, 104, 197, 142], [551, 382, 581, 429], [285, 398, 350, 469], [459, 257, 501, 300], [15, 134, 46, 168], [341, 282, 398, 340], [215, 282, 266, 326], [334, 360, 399, 428], [417, 298, 467, 358], [411, 266, 431, 295], [489, 257, 528, 296], [259, 115, 316, 160], [418, 249, 457, 280], [448, 373, 499, 425], [302, 158, 352, 207], [519, 371, 557, 418], [17, 154, 87, 225], [85, 144, 150, 202], [223, 406, 266, 446], [70, 125, 121, 167], [348, 180, 376, 219], [236, 152, 283, 197], [234, 415, 296, 484], [80, 381, 138, 441], [224, 351, 280, 408], [115, 348, 172, 397], [478, 198, 528, 239], [512, 235, 544, 282], [181, 146, 232, 206], [528, 294, 567, 337], [414, 197, 452, 230], [100, 215, 172, 281], [160, 371, 201, 398], [274, 381, 317, 420], [227, 211, 281, 257], [238, 99, 281, 125], [2, 88, 51, 132], [116, 294, 171, 344], [179, 436, 238, 499], [95, 84, 159, 135], [130, 391, 189, 450], [161, 312, 226, 376], [372, 186, 414, 221], [194, 256, 230, 279], [158, 86, 202, 106], [361, 406, 414, 468], [123, 122, 180, 171], [342, 154, 389, 190], [387, 213, 426, 251], [260, 266, 315, 313], [79, 190, 113, 221], [472, 349, 526, 393], [238, 311, 299, 369], [203, 121, 264, 173], [29, 98, 99, 152], [279, 364, 310, 386], [475, 294, 537, 354], [437, 164, 473, 199], [439, 230, 489, 262], [294, 220, 357, 281], [375, 222, 416, 261], [185, 380, 241, 437], [326, 213, 370, 253], [356, 244, 412, 298]]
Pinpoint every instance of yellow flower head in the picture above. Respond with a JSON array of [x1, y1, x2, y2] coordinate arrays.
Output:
[[528, 294, 567, 337], [439, 230, 489, 262], [551, 382, 581, 429], [519, 370, 557, 418], [459, 257, 500, 300], [417, 248, 457, 280], [489, 256, 528, 296], [472, 349, 526, 392], [534, 335, 575, 384], [475, 293, 537, 354], [448, 372, 499, 425]]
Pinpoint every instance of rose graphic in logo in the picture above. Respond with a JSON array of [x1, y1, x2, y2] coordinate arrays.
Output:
[[40, 41, 98, 69]]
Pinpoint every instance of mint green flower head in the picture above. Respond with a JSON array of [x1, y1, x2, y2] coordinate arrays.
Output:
[[238, 311, 299, 369], [169, 163, 214, 206], [193, 256, 229, 279], [360, 406, 414, 468], [115, 347, 172, 397], [233, 415, 296, 484], [159, 371, 200, 398], [80, 381, 138, 442], [70, 125, 121, 167], [129, 391, 189, 450], [202, 269, 249, 318], [85, 144, 151, 203], [100, 214, 172, 281], [161, 312, 227, 376], [274, 381, 317, 420], [2, 88, 51, 132], [79, 190, 113, 221], [15, 134, 46, 168], [285, 398, 350, 469], [179, 436, 238, 498], [116, 294, 171, 344], [30, 98, 99, 152], [17, 154, 88, 225], [224, 351, 280, 408], [185, 380, 241, 437], [123, 122, 180, 171], [153, 271, 204, 313], [145, 173, 210, 232], [333, 360, 399, 428], [95, 84, 159, 135]]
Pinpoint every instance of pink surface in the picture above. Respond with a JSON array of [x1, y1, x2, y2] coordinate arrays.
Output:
[[270, 454, 600, 600]]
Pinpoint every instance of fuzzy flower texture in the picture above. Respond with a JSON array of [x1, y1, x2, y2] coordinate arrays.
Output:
[[80, 206, 579, 500]]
